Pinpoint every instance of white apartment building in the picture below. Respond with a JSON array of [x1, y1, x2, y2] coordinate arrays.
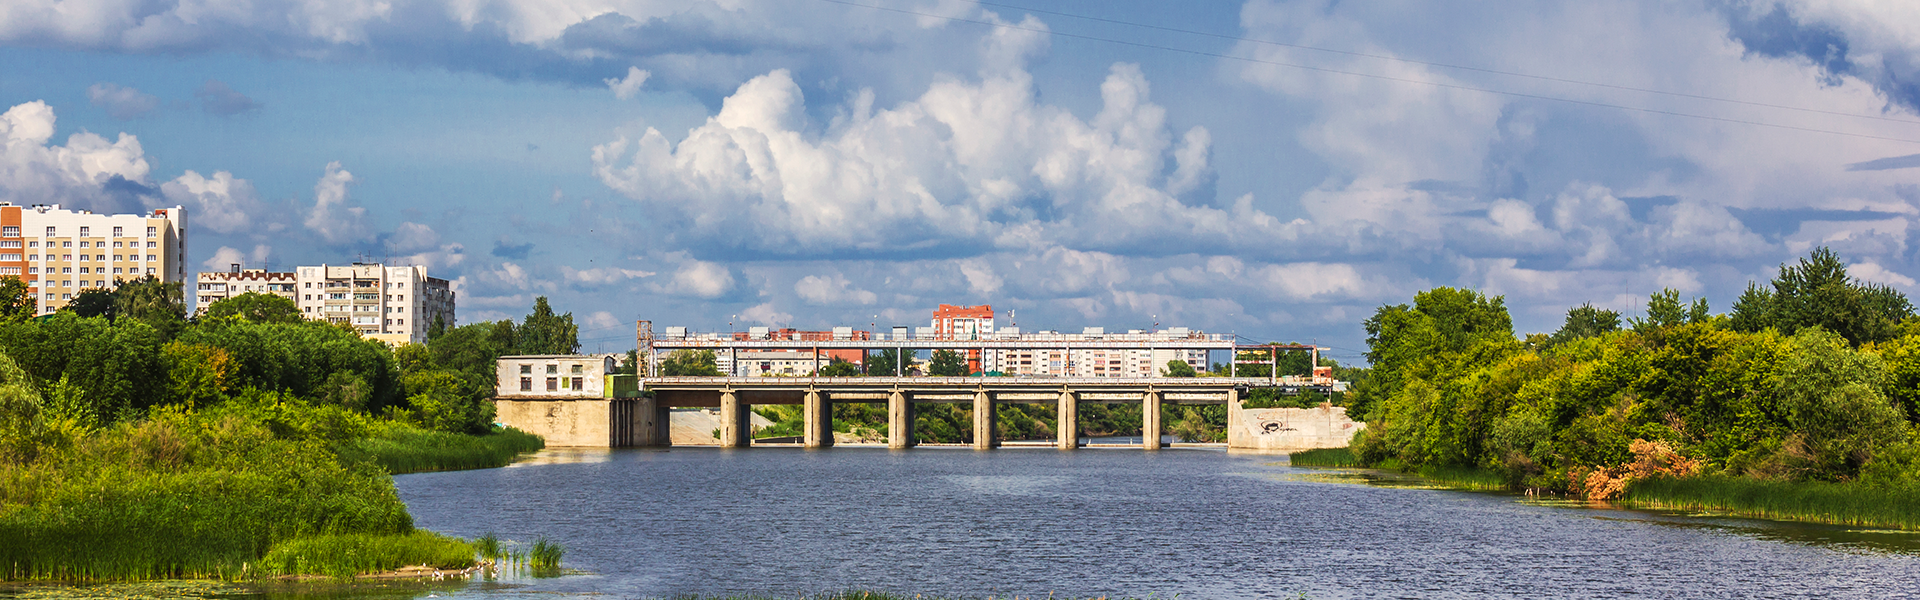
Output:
[[194, 266, 297, 311], [0, 204, 188, 314], [292, 263, 455, 345]]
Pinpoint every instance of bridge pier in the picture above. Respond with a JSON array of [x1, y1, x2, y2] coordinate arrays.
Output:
[[720, 390, 749, 448], [972, 390, 997, 450], [888, 390, 914, 449], [804, 390, 833, 448], [1056, 390, 1078, 450], [1142, 390, 1162, 450]]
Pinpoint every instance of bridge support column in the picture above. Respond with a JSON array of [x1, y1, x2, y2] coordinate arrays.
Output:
[[888, 391, 914, 449], [804, 390, 833, 448], [1056, 390, 1078, 450], [972, 390, 996, 450], [1226, 387, 1244, 448], [1142, 390, 1162, 450], [720, 390, 749, 448]]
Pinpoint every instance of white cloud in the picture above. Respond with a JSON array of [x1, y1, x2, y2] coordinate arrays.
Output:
[[86, 83, 159, 120], [605, 66, 650, 100], [740, 302, 792, 326], [586, 310, 622, 330], [163, 170, 262, 234], [0, 101, 153, 211], [563, 265, 655, 286], [303, 161, 372, 245], [200, 245, 272, 272], [794, 273, 877, 305], [658, 259, 732, 298], [1851, 261, 1919, 289]]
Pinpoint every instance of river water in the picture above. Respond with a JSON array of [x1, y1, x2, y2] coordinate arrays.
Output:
[[388, 447, 1920, 599]]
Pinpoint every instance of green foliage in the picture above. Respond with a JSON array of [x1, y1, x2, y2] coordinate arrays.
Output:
[[0, 313, 165, 425], [159, 342, 234, 410], [1873, 333, 1920, 423], [1547, 303, 1620, 347], [400, 369, 493, 434], [111, 275, 187, 340], [818, 357, 861, 377], [259, 530, 476, 578], [1768, 328, 1906, 481], [866, 348, 915, 376], [66, 288, 115, 319], [1630, 289, 1709, 332], [1623, 475, 1920, 531], [660, 349, 722, 376], [175, 318, 401, 414], [1289, 447, 1358, 467], [517, 297, 580, 355], [1162, 360, 1197, 377], [1734, 247, 1914, 345], [928, 349, 967, 376], [0, 409, 414, 580], [332, 425, 544, 475], [0, 276, 34, 324], [201, 292, 303, 324], [528, 537, 563, 572]]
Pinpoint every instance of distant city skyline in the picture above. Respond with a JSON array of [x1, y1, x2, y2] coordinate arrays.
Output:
[[4, 1, 1918, 364]]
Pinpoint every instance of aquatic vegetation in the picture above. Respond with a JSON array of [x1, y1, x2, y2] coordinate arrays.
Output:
[[1621, 476, 1920, 531], [528, 537, 564, 572], [1288, 447, 1358, 467], [475, 533, 502, 560], [331, 425, 544, 475], [258, 531, 476, 579]]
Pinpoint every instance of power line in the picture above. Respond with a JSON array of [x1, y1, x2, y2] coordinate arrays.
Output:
[[956, 0, 1920, 125], [813, 0, 1920, 144]]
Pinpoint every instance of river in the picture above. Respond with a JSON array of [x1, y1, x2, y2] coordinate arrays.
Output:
[[388, 446, 1920, 599]]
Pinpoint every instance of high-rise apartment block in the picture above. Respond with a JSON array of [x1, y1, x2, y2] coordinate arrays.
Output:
[[292, 264, 455, 345], [0, 204, 188, 314], [194, 266, 297, 309]]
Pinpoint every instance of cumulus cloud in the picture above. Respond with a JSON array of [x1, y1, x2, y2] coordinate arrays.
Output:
[[605, 66, 650, 100], [794, 273, 877, 305], [86, 83, 159, 120], [196, 80, 261, 116], [564, 266, 656, 286], [201, 245, 272, 272], [656, 259, 732, 298], [304, 161, 372, 245], [0, 101, 154, 212], [162, 170, 262, 234], [740, 302, 793, 326]]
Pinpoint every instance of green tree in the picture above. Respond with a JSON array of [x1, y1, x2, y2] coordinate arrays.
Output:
[[66, 288, 115, 319], [201, 292, 303, 324], [516, 297, 579, 355], [160, 341, 234, 410], [0, 276, 34, 323], [1772, 327, 1907, 480], [866, 348, 916, 376], [113, 275, 187, 339], [1728, 282, 1773, 333], [818, 357, 861, 377], [426, 323, 512, 379], [1761, 247, 1913, 345], [1630, 289, 1708, 332], [1162, 360, 1197, 377], [0, 313, 166, 424], [175, 319, 401, 414], [1549, 303, 1620, 347], [659, 349, 721, 376], [401, 369, 492, 434], [928, 349, 967, 376]]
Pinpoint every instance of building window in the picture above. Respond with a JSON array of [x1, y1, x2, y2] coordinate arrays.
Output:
[[60, 293, 69, 299], [571, 364, 584, 375], [113, 241, 122, 248], [302, 307, 309, 313], [546, 364, 558, 374], [113, 268, 122, 274], [60, 268, 69, 274], [27, 267, 35, 274], [145, 268, 154, 274], [1, 227, 15, 237], [146, 227, 156, 237], [520, 364, 532, 374], [78, 227, 88, 237], [26, 241, 35, 248], [43, 294, 52, 301], [61, 242, 70, 248], [44, 227, 53, 236], [571, 377, 583, 390], [112, 226, 122, 237], [546, 378, 558, 391], [520, 377, 532, 391], [24, 255, 32, 261], [78, 268, 88, 274], [396, 319, 403, 325], [0, 254, 17, 261], [78, 281, 88, 288]]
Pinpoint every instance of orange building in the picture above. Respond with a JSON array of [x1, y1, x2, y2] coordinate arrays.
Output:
[[932, 304, 994, 373]]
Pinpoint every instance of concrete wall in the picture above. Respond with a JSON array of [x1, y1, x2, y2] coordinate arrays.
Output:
[[1228, 404, 1364, 451], [496, 397, 662, 447], [496, 355, 618, 398]]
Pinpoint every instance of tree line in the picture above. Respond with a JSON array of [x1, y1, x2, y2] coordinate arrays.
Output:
[[1347, 247, 1920, 497]]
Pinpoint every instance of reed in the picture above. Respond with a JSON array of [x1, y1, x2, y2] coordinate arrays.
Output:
[[1409, 465, 1509, 491], [528, 537, 564, 574], [475, 532, 502, 560], [0, 414, 413, 581], [332, 425, 544, 475], [1621, 476, 1920, 531], [1288, 447, 1358, 467], [258, 531, 477, 579]]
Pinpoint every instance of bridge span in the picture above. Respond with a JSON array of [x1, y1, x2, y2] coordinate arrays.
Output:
[[645, 376, 1252, 450]]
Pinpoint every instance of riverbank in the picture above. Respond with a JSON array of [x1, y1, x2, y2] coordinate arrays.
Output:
[[1289, 449, 1920, 530], [333, 425, 544, 475]]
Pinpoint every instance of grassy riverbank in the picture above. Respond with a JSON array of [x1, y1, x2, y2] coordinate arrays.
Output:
[[1620, 476, 1920, 530], [259, 531, 477, 579], [333, 425, 544, 475], [1288, 447, 1358, 467]]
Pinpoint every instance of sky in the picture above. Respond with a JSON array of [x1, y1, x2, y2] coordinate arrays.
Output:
[[1, 0, 1917, 362]]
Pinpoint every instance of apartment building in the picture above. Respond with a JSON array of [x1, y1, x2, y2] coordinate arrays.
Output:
[[292, 263, 455, 345], [194, 266, 297, 310], [0, 204, 187, 314]]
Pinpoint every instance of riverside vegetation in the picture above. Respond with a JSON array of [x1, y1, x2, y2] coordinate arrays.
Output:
[[1320, 247, 1920, 529], [0, 279, 587, 581]]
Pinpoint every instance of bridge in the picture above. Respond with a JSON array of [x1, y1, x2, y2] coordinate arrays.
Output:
[[491, 356, 1363, 452]]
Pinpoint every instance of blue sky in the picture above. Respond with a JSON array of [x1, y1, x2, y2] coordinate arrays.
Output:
[[1, 0, 1917, 361]]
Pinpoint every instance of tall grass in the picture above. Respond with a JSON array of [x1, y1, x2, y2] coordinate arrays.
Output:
[[1409, 465, 1509, 492], [333, 425, 544, 475], [258, 531, 475, 579], [1288, 447, 1358, 467], [1622, 476, 1920, 530], [0, 413, 413, 581]]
